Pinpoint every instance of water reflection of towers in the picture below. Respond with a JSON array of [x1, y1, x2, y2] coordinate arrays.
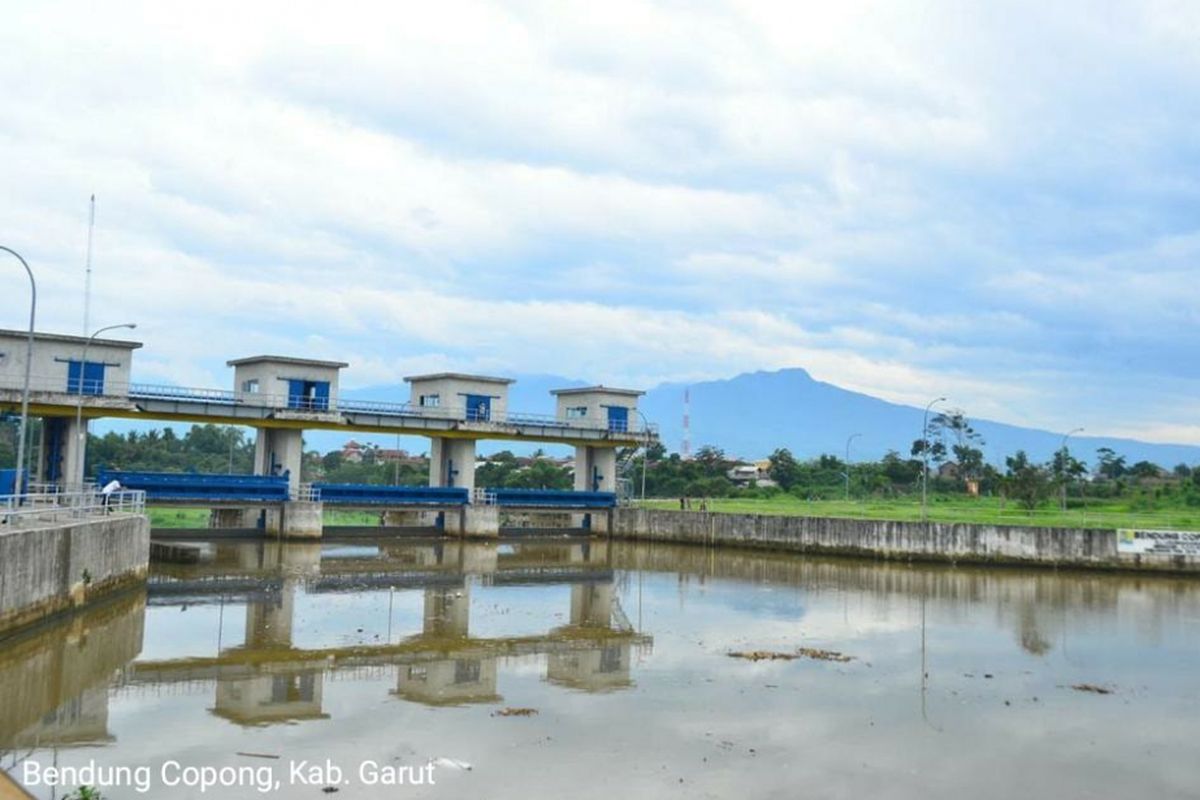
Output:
[[189, 539, 644, 724]]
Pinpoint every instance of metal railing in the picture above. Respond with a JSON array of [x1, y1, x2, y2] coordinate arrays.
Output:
[[472, 487, 497, 506], [127, 382, 238, 404], [1, 489, 146, 527], [1, 373, 659, 436], [293, 484, 321, 502]]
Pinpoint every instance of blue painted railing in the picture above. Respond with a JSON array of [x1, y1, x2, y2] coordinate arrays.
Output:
[[489, 489, 617, 508], [313, 483, 468, 506], [89, 471, 614, 510], [96, 470, 290, 502]]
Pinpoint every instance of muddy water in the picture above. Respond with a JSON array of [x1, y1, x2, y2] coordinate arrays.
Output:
[[2, 537, 1198, 799]]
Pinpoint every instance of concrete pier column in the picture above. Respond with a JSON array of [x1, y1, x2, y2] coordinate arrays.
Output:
[[423, 584, 470, 637], [589, 510, 613, 533], [64, 417, 87, 488], [37, 417, 86, 488], [443, 505, 500, 538], [253, 428, 304, 494], [246, 579, 297, 647], [429, 437, 477, 492], [209, 508, 247, 529], [458, 542, 499, 575], [573, 446, 617, 493], [279, 501, 323, 539], [570, 582, 615, 627], [382, 510, 426, 527], [573, 445, 617, 531]]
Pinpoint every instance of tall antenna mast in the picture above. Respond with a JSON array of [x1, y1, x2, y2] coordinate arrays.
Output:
[[83, 194, 95, 335], [682, 387, 691, 459]]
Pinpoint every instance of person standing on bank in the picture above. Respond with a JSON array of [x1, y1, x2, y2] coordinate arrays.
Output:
[[101, 476, 122, 511]]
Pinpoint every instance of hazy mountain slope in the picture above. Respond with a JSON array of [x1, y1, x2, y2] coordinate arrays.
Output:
[[640, 368, 1200, 467], [99, 368, 1200, 467]]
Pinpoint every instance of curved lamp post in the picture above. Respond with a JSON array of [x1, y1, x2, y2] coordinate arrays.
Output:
[[1059, 427, 1084, 512], [1, 246, 35, 505], [844, 433, 861, 501], [921, 397, 946, 521], [635, 409, 652, 502], [74, 323, 137, 486]]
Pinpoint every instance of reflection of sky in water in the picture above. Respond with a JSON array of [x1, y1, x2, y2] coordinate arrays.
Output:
[[4, 540, 1200, 799]]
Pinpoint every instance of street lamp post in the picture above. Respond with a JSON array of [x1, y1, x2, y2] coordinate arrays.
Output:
[[1059, 427, 1084, 512], [1, 246, 35, 507], [844, 433, 861, 501], [74, 323, 137, 486], [635, 410, 652, 502], [921, 397, 947, 521]]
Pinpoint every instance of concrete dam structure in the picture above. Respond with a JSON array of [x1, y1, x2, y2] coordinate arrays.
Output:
[[0, 329, 658, 537], [0, 511, 150, 635]]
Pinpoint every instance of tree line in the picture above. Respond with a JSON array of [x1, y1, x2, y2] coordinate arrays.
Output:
[[627, 408, 1200, 508], [3, 417, 1198, 506], [50, 423, 571, 489]]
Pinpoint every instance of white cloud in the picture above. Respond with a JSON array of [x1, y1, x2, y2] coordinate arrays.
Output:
[[1, 0, 1198, 443]]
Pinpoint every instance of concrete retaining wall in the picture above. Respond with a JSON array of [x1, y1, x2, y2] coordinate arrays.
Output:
[[611, 509, 1200, 573], [0, 514, 151, 634]]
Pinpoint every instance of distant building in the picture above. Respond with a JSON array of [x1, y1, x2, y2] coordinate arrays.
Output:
[[377, 448, 423, 466], [338, 441, 425, 467], [726, 460, 776, 488], [937, 461, 960, 480]]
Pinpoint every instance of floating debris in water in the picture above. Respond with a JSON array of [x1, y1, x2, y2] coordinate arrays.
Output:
[[1071, 684, 1114, 695], [727, 651, 799, 661], [797, 648, 853, 663], [492, 707, 539, 717], [727, 648, 853, 663]]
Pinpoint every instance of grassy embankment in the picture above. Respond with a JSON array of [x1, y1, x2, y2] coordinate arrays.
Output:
[[635, 494, 1200, 531], [147, 497, 1200, 531]]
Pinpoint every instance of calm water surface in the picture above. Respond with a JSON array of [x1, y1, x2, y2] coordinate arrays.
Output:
[[2, 537, 1199, 799]]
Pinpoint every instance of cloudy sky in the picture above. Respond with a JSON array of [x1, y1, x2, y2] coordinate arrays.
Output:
[[1, 0, 1198, 443]]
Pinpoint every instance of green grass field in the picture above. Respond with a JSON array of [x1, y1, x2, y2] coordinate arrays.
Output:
[[145, 495, 1200, 532], [147, 507, 211, 528], [636, 494, 1200, 531], [147, 507, 402, 528]]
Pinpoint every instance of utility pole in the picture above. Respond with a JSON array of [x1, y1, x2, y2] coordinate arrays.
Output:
[[636, 410, 652, 502]]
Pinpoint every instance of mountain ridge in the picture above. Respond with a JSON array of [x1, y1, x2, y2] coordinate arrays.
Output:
[[319, 368, 1200, 466], [639, 368, 1200, 467]]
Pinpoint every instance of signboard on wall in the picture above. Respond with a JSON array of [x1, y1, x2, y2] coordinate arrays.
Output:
[[1117, 529, 1200, 557]]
